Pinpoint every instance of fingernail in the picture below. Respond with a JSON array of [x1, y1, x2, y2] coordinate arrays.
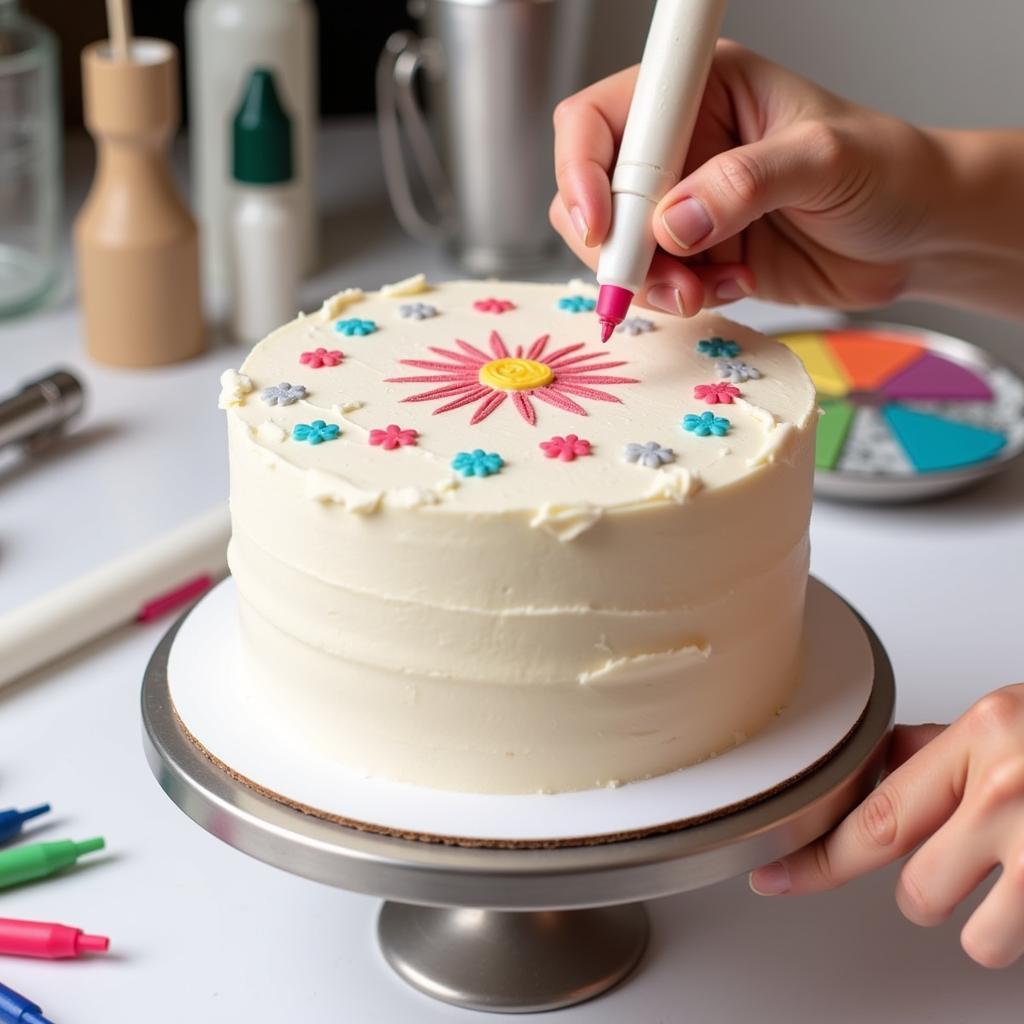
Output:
[[749, 862, 790, 896], [647, 284, 686, 316], [569, 205, 590, 246], [715, 278, 753, 301], [661, 196, 713, 250]]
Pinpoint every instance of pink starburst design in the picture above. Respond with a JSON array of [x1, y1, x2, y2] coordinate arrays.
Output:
[[473, 298, 516, 314], [385, 331, 639, 426], [300, 347, 344, 369], [694, 381, 741, 404], [369, 424, 419, 450], [540, 434, 592, 461]]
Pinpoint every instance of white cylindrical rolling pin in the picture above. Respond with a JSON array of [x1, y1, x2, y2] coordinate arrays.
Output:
[[0, 505, 230, 688]]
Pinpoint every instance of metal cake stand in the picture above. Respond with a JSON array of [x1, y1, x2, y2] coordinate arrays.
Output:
[[142, 603, 894, 1015]]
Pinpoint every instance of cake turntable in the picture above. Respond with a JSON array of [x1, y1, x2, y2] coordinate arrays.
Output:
[[142, 577, 894, 1014]]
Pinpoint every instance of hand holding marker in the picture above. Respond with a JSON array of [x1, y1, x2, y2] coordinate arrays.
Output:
[[595, 0, 726, 340]]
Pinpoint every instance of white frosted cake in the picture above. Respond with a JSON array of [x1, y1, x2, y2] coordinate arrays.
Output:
[[219, 276, 817, 794]]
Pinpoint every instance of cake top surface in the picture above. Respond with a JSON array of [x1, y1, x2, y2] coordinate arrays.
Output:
[[222, 276, 815, 521]]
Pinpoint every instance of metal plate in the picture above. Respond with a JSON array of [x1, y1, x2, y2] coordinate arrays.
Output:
[[776, 321, 1024, 504], [141, 581, 895, 913]]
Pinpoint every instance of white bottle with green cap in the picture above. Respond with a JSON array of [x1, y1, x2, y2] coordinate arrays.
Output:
[[229, 68, 301, 345]]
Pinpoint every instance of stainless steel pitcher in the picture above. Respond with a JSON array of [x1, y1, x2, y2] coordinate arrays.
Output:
[[377, 0, 590, 275]]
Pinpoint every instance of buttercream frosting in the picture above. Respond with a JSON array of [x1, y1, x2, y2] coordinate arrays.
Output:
[[221, 278, 817, 793]]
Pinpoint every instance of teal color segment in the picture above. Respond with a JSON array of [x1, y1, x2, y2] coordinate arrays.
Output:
[[883, 405, 1006, 472]]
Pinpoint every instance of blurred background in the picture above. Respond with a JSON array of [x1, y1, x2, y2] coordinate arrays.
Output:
[[15, 0, 1024, 352]]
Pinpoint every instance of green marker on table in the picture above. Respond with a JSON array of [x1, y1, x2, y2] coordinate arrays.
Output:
[[0, 837, 105, 889]]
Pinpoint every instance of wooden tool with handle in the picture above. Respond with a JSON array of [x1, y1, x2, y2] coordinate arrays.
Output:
[[74, 5, 203, 368]]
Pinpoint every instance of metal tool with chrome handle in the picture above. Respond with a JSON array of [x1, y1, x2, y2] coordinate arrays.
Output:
[[0, 369, 85, 453]]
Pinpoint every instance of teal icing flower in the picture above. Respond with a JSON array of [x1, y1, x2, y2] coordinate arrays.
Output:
[[557, 295, 597, 313], [696, 336, 740, 358], [683, 411, 731, 437], [293, 419, 341, 445], [335, 318, 378, 337], [452, 448, 504, 477]]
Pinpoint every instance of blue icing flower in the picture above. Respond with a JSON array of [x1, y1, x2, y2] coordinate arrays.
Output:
[[624, 441, 675, 468], [335, 318, 378, 336], [262, 381, 307, 406], [683, 411, 731, 437], [452, 448, 504, 477], [696, 336, 740, 358], [293, 419, 341, 445], [557, 295, 597, 313]]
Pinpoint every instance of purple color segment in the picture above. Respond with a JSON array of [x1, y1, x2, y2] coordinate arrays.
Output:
[[881, 353, 992, 401]]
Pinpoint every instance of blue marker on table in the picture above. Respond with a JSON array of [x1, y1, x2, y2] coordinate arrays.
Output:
[[0, 807, 50, 846], [0, 980, 54, 1024]]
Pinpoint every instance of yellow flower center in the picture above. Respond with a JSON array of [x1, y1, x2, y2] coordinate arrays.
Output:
[[478, 358, 553, 392]]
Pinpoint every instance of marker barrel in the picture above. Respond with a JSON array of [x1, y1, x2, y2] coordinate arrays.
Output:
[[0, 980, 54, 1024], [0, 805, 50, 846], [0, 917, 109, 959], [596, 0, 725, 322], [0, 837, 105, 889]]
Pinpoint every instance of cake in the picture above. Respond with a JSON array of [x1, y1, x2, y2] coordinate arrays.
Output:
[[219, 276, 817, 794]]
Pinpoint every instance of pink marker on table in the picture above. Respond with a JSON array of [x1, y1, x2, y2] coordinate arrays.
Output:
[[0, 917, 110, 959]]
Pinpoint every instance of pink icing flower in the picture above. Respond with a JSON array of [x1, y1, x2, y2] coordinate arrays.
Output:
[[539, 434, 593, 462], [473, 298, 516, 314], [693, 381, 741, 405], [300, 347, 344, 369], [369, 424, 419, 450]]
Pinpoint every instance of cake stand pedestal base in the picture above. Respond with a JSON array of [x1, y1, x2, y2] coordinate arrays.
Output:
[[378, 902, 648, 1013], [142, 579, 894, 1014]]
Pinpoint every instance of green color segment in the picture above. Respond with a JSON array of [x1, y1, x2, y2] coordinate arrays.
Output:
[[815, 399, 856, 469], [233, 68, 294, 185], [0, 837, 105, 889]]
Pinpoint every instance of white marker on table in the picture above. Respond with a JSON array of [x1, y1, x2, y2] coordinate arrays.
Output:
[[596, 0, 726, 342]]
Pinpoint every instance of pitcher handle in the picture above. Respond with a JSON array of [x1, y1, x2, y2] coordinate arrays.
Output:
[[376, 32, 458, 243]]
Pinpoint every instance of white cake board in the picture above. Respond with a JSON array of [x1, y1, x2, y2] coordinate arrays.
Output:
[[167, 577, 873, 847]]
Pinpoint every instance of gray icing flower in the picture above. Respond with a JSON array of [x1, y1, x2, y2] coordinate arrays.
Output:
[[261, 381, 307, 406], [617, 316, 655, 336], [716, 360, 762, 384], [399, 302, 438, 320], [624, 441, 675, 468]]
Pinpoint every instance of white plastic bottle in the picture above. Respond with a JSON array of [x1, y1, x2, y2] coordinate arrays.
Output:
[[229, 69, 301, 345], [186, 0, 316, 312]]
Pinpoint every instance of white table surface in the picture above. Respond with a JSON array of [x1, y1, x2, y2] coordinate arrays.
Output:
[[0, 120, 1022, 1022]]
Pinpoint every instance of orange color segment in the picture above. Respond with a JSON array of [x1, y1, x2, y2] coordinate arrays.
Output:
[[824, 330, 925, 390]]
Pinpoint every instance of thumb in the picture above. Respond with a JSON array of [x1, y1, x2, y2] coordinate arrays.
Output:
[[653, 122, 851, 256], [749, 720, 966, 897]]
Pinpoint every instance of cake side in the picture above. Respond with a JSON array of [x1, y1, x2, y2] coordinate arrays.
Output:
[[221, 276, 817, 793]]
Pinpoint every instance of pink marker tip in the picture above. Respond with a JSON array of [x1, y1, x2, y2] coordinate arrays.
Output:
[[76, 933, 110, 954], [596, 284, 634, 343]]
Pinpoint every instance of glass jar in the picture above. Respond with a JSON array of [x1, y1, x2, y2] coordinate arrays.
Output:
[[0, 0, 60, 317]]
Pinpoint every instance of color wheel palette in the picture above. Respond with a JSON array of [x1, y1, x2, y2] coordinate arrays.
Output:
[[775, 325, 1024, 502]]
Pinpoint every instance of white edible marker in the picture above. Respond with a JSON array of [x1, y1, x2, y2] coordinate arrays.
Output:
[[596, 0, 726, 341]]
